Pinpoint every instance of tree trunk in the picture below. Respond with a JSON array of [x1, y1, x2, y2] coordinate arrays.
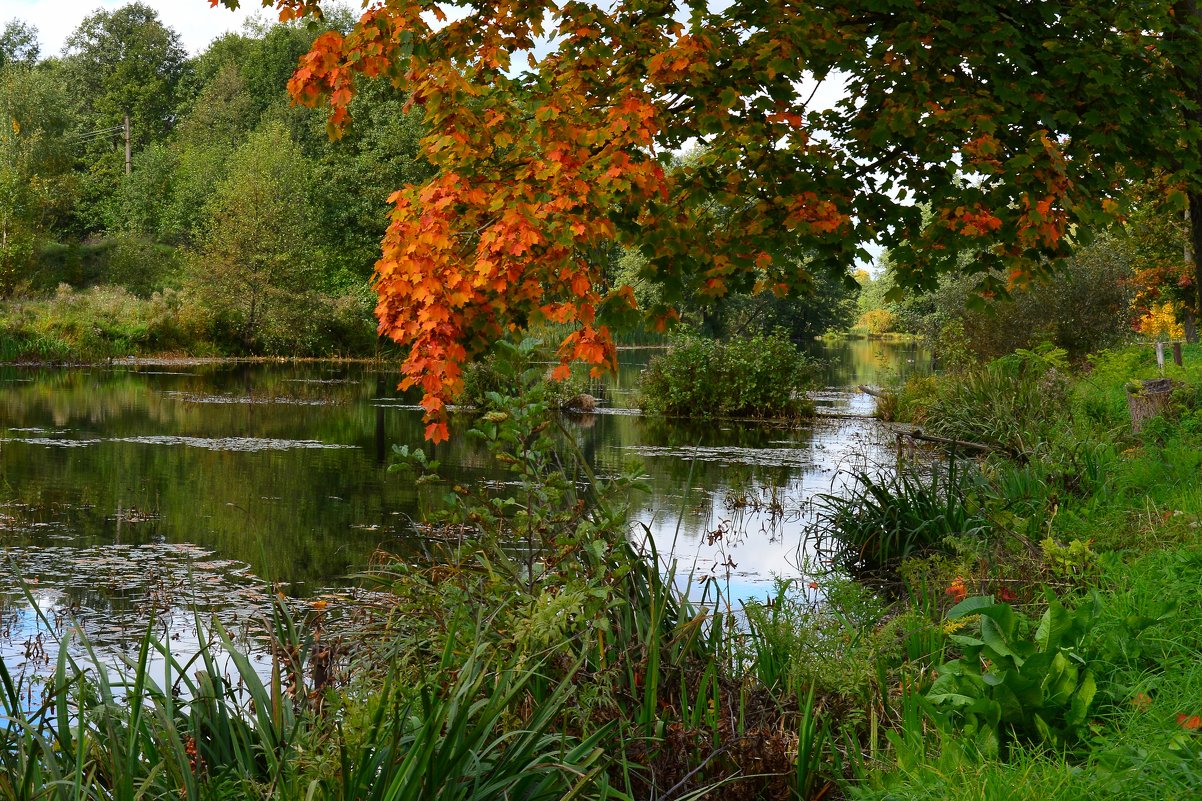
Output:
[[1127, 378, 1175, 433], [1178, 2, 1202, 333], [1190, 189, 1202, 333]]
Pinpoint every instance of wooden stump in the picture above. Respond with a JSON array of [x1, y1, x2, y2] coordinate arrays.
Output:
[[1127, 378, 1174, 433]]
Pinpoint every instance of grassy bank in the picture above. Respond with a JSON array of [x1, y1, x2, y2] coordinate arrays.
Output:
[[0, 284, 381, 363], [849, 342, 1202, 798], [7, 342, 1202, 799], [822, 331, 924, 344]]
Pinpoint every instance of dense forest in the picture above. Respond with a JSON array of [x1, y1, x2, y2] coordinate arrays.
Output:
[[0, 4, 431, 358]]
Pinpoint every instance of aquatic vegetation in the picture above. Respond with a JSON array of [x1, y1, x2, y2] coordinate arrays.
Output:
[[638, 331, 815, 420], [456, 337, 592, 412], [809, 464, 991, 576], [0, 600, 614, 801], [387, 368, 835, 800], [919, 348, 1072, 460]]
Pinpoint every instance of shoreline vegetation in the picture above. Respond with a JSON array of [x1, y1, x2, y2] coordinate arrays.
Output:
[[8, 341, 1202, 799]]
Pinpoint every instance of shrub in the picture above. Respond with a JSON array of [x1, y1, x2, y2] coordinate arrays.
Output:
[[457, 338, 589, 411], [921, 346, 1072, 459], [639, 331, 814, 419], [102, 233, 181, 296], [853, 308, 897, 336], [877, 375, 939, 423], [808, 464, 992, 576]]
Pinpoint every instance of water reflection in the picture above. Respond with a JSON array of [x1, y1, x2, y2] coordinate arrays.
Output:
[[0, 537, 277, 691], [809, 337, 932, 390], [0, 338, 927, 667]]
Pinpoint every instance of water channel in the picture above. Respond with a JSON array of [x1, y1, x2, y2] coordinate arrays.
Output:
[[0, 337, 930, 677]]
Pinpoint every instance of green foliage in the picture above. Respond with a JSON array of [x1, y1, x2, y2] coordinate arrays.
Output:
[[876, 375, 939, 423], [0, 280, 377, 362], [858, 230, 1136, 361], [62, 2, 188, 150], [921, 346, 1073, 459], [927, 585, 1178, 758], [0, 20, 39, 68], [742, 576, 913, 719], [457, 338, 590, 411], [188, 121, 323, 353], [1040, 537, 1098, 580], [810, 464, 991, 576], [703, 268, 860, 343], [0, 64, 75, 297], [0, 9, 434, 361], [927, 594, 1104, 753], [0, 594, 614, 801], [388, 354, 835, 799], [639, 331, 815, 419]]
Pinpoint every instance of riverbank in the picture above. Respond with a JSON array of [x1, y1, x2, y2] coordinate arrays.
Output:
[[0, 284, 382, 363], [7, 341, 1193, 798], [845, 342, 1202, 798], [821, 331, 924, 344]]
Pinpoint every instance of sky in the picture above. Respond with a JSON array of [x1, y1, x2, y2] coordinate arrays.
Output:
[[5, 0, 267, 56]]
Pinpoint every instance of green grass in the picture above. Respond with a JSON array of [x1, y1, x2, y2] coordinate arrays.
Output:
[[839, 342, 1202, 800], [0, 283, 383, 362], [809, 464, 992, 576], [851, 543, 1202, 801]]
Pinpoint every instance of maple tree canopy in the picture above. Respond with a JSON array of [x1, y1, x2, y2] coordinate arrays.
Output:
[[213, 0, 1202, 441]]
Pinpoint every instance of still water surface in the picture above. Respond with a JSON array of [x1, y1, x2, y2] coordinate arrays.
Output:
[[0, 338, 929, 673]]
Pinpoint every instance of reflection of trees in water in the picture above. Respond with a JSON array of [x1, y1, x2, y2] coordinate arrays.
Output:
[[0, 353, 912, 598], [809, 339, 933, 388], [0, 364, 460, 586]]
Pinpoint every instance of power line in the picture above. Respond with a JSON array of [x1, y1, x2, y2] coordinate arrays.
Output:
[[69, 125, 123, 141]]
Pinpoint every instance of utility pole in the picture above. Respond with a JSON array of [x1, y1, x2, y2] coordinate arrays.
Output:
[[123, 114, 131, 175]]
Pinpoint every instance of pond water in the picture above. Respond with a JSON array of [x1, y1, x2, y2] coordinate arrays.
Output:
[[0, 337, 929, 676]]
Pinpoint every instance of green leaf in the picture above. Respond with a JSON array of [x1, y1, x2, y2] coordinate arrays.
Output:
[[981, 614, 1022, 666], [1035, 599, 1072, 652], [1067, 671, 1097, 727], [948, 595, 996, 619]]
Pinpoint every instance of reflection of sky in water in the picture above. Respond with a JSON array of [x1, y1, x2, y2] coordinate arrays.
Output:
[[623, 412, 899, 602], [0, 542, 279, 690]]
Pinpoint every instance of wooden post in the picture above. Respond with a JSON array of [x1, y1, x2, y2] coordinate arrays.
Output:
[[1174, 341, 1184, 367], [123, 114, 131, 175], [1156, 341, 1166, 373]]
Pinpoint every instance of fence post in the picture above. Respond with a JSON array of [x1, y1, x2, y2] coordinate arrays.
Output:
[[1174, 341, 1184, 366]]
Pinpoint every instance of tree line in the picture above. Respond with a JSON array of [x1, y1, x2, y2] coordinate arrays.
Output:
[[0, 4, 430, 356]]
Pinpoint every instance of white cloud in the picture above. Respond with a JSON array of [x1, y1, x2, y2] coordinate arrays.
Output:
[[3, 0, 269, 56]]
